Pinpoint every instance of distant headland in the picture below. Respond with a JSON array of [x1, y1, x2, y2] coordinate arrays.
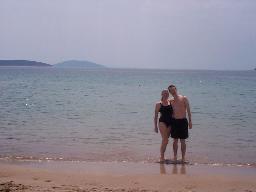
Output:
[[0, 59, 106, 68], [53, 60, 106, 68], [0, 60, 51, 67]]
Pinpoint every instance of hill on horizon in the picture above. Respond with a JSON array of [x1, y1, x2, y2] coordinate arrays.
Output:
[[54, 60, 106, 68], [0, 60, 51, 67]]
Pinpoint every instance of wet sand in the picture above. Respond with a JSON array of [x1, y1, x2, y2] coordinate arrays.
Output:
[[0, 160, 256, 192]]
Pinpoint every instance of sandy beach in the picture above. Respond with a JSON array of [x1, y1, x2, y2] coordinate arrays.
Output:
[[0, 160, 255, 192]]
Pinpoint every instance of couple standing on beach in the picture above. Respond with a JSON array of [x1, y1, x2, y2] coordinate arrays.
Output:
[[154, 84, 192, 164]]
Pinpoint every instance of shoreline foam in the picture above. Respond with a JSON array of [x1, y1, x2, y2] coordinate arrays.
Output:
[[0, 155, 255, 168]]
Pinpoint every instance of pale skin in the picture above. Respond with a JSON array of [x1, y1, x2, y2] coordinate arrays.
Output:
[[154, 90, 172, 163], [168, 86, 192, 163]]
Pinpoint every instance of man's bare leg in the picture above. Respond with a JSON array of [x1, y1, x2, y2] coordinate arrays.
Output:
[[180, 139, 186, 163], [173, 139, 178, 161]]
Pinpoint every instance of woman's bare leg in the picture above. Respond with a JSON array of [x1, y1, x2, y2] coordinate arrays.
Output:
[[159, 122, 170, 162]]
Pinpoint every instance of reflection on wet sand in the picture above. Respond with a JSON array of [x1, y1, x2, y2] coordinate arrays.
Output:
[[160, 163, 187, 175], [160, 164, 166, 174]]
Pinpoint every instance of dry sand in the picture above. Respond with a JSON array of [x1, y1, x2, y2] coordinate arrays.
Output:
[[0, 160, 255, 192]]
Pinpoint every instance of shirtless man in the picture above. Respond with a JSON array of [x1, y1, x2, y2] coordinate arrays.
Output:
[[168, 84, 192, 163]]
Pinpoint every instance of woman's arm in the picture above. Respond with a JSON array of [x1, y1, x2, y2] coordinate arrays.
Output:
[[154, 103, 160, 133]]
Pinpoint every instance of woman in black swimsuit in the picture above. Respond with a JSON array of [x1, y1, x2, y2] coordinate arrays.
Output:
[[154, 89, 173, 163]]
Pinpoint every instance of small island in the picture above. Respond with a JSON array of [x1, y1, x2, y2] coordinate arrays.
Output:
[[0, 60, 52, 67], [54, 60, 106, 68]]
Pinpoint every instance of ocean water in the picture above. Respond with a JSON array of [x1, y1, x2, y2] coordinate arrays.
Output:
[[0, 67, 255, 166]]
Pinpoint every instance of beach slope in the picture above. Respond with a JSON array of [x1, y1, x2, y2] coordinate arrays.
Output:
[[0, 161, 255, 192]]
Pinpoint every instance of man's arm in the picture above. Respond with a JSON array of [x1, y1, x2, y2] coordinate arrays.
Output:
[[184, 96, 192, 129]]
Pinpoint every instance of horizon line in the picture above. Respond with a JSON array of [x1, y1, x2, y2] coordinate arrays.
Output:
[[0, 59, 254, 71]]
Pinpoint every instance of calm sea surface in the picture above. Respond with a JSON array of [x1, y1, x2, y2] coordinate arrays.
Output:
[[0, 67, 255, 166]]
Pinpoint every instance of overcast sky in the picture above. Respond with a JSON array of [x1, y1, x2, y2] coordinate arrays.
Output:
[[0, 0, 255, 70]]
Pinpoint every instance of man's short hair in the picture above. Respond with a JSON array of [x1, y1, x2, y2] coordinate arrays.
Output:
[[168, 84, 176, 90]]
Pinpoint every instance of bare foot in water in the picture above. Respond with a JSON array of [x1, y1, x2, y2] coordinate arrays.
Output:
[[181, 158, 187, 164], [159, 157, 165, 164]]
